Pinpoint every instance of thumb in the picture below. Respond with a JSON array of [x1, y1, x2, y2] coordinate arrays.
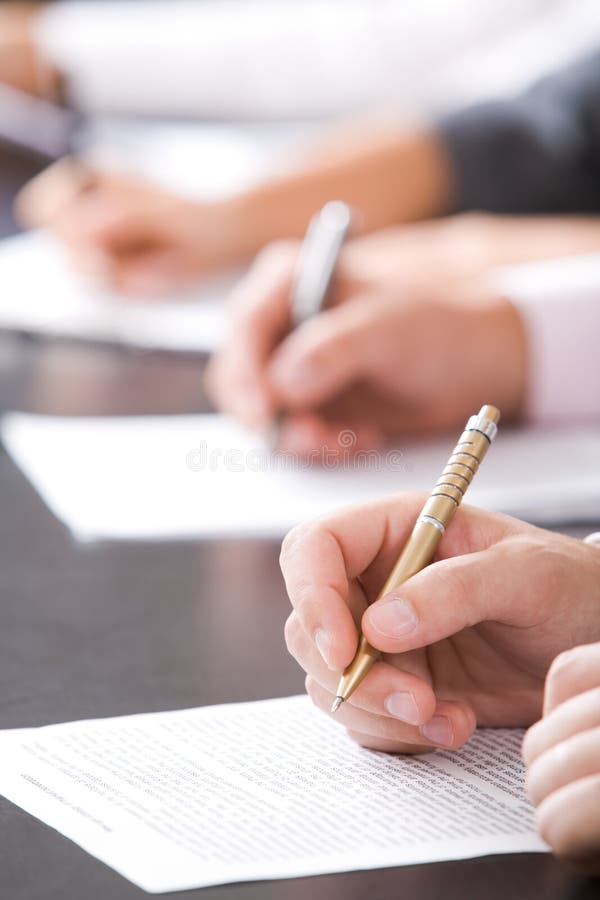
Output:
[[362, 543, 516, 655], [267, 296, 380, 408]]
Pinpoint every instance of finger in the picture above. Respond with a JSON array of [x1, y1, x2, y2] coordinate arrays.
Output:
[[535, 775, 600, 873], [543, 642, 600, 716], [228, 241, 298, 359], [206, 242, 298, 426], [361, 522, 549, 656], [523, 686, 600, 766], [525, 727, 600, 806], [203, 344, 272, 427], [286, 617, 437, 722], [307, 677, 476, 749], [345, 729, 432, 754], [280, 494, 430, 671], [267, 294, 385, 408]]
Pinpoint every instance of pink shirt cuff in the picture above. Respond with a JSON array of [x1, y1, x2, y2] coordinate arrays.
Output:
[[496, 254, 600, 425]]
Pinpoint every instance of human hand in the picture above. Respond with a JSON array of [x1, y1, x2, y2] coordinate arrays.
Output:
[[15, 161, 241, 295], [281, 495, 600, 753], [523, 640, 600, 875], [205, 238, 527, 450]]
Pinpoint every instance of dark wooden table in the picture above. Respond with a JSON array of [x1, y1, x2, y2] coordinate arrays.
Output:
[[0, 143, 597, 900]]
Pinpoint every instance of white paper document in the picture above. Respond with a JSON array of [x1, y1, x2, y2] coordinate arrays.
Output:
[[3, 413, 599, 541], [0, 232, 232, 352], [0, 695, 546, 893]]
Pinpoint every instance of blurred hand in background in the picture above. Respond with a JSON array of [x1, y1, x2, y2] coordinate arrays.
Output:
[[204, 209, 600, 449], [205, 231, 528, 450], [14, 125, 452, 293], [16, 160, 245, 295]]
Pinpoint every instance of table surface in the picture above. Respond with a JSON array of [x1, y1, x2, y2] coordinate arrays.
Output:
[[0, 143, 598, 900]]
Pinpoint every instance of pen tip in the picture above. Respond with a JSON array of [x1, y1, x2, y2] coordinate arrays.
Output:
[[331, 697, 343, 714]]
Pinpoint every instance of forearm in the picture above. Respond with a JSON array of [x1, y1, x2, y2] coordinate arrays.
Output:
[[224, 125, 453, 256]]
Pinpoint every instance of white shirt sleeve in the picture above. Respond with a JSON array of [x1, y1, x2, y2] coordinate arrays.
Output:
[[35, 0, 556, 120], [496, 255, 600, 425]]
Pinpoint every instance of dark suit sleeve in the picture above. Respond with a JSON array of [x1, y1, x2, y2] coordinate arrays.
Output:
[[437, 49, 600, 213]]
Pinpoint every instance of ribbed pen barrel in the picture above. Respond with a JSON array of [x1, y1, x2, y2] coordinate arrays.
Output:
[[419, 403, 500, 528]]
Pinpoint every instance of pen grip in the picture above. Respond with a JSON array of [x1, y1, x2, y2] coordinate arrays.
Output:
[[377, 520, 443, 600]]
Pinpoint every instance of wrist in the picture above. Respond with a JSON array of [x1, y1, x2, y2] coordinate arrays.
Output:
[[210, 194, 268, 265], [467, 296, 528, 422]]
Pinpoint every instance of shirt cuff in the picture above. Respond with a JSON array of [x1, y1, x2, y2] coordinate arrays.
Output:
[[494, 254, 600, 424]]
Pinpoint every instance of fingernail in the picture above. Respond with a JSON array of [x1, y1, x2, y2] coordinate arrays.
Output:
[[421, 715, 454, 747], [384, 691, 420, 725], [314, 629, 335, 670], [368, 599, 418, 638]]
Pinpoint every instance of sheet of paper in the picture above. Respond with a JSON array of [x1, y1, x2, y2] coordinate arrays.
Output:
[[0, 695, 546, 893], [0, 232, 232, 352], [3, 412, 599, 541]]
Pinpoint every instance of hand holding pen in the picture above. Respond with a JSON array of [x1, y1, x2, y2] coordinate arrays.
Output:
[[267, 200, 352, 447], [205, 224, 526, 454], [281, 438, 600, 752]]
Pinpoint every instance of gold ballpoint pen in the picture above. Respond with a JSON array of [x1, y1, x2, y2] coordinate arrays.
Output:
[[331, 404, 501, 714]]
